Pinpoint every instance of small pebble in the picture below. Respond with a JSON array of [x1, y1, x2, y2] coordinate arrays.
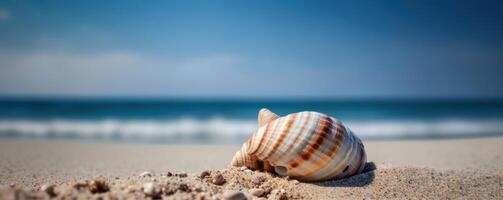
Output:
[[269, 189, 288, 200], [177, 172, 188, 177], [166, 171, 173, 176], [163, 183, 178, 195], [200, 170, 211, 179], [140, 171, 153, 178], [192, 186, 204, 192], [73, 181, 88, 190], [88, 179, 110, 193], [40, 184, 57, 197], [249, 188, 265, 197], [244, 169, 253, 173], [212, 173, 226, 185], [223, 190, 248, 200], [178, 183, 190, 192], [142, 182, 156, 196], [239, 166, 248, 171]]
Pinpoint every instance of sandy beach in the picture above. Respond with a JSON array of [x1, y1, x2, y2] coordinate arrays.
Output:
[[1, 137, 502, 199]]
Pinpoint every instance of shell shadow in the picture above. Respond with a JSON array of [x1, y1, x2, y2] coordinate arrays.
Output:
[[313, 162, 376, 187]]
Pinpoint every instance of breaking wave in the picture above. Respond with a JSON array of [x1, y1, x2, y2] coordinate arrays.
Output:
[[0, 118, 502, 143]]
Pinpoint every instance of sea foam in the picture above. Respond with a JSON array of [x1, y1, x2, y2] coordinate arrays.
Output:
[[1, 117, 502, 143]]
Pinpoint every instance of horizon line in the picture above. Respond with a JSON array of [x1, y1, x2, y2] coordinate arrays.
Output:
[[0, 94, 502, 102]]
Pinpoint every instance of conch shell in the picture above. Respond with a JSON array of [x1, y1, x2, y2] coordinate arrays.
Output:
[[231, 108, 366, 182]]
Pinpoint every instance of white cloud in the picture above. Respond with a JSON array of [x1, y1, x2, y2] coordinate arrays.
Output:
[[0, 50, 349, 97], [0, 9, 10, 22], [0, 51, 240, 72], [0, 50, 389, 97], [4, 52, 143, 69], [3, 47, 498, 97], [0, 51, 249, 96]]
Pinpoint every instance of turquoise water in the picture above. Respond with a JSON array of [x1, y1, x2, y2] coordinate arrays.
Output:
[[1, 99, 502, 143]]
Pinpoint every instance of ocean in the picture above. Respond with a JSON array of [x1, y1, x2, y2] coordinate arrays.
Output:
[[1, 99, 502, 144]]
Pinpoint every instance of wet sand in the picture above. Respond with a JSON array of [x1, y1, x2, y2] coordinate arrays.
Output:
[[1, 137, 502, 199]]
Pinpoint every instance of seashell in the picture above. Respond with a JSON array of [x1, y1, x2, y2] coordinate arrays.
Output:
[[231, 108, 366, 182]]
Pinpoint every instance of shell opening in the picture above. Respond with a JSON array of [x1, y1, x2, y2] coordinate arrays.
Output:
[[343, 165, 349, 173], [274, 166, 288, 176]]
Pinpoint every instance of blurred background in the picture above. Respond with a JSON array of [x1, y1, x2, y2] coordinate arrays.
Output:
[[0, 0, 502, 143]]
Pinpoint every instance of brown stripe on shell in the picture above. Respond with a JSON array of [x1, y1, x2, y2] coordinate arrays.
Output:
[[322, 132, 357, 180], [322, 122, 345, 160], [338, 141, 365, 179], [256, 116, 284, 159], [258, 108, 279, 127], [248, 122, 272, 155], [298, 120, 347, 178], [259, 159, 275, 172], [262, 113, 297, 160], [233, 150, 243, 166], [293, 117, 344, 177], [279, 112, 311, 169], [352, 143, 367, 175], [287, 115, 332, 174], [246, 132, 254, 150]]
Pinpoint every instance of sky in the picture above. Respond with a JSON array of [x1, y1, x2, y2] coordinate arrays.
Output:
[[0, 0, 502, 98]]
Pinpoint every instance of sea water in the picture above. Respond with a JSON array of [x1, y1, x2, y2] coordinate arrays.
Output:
[[0, 98, 502, 144]]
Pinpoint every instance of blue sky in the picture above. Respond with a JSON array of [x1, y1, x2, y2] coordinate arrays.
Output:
[[0, 0, 502, 98]]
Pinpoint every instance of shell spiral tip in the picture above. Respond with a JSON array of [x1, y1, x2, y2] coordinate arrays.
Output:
[[258, 108, 279, 127]]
